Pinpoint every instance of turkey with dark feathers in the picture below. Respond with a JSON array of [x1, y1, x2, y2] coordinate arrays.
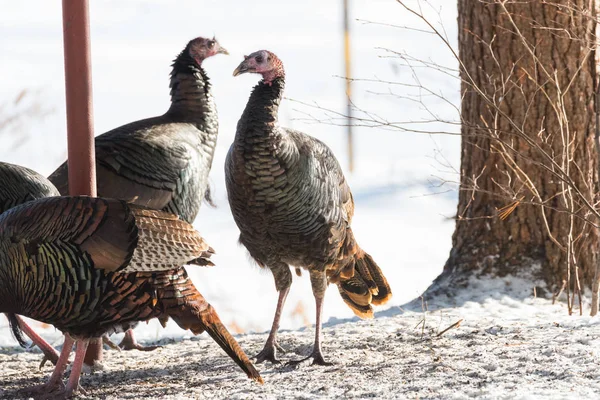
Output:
[[0, 161, 62, 366], [0, 162, 59, 212], [226, 51, 392, 365], [48, 36, 228, 350], [0, 196, 263, 398]]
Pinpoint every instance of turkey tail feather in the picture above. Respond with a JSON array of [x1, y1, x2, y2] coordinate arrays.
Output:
[[6, 313, 28, 348], [169, 303, 263, 384], [337, 248, 392, 319], [190, 246, 216, 267], [159, 270, 262, 384]]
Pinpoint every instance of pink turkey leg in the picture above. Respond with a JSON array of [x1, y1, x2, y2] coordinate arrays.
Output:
[[22, 335, 74, 395], [15, 315, 60, 367], [63, 340, 90, 397]]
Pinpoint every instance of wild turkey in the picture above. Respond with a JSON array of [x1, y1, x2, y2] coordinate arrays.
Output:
[[0, 162, 59, 212], [48, 36, 227, 350], [0, 196, 263, 397], [0, 161, 61, 365], [226, 51, 392, 365]]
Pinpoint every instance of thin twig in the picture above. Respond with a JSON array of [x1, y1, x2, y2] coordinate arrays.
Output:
[[552, 280, 567, 304], [436, 319, 464, 337]]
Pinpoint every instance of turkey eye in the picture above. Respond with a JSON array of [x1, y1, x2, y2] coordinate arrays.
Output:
[[255, 55, 264, 63], [207, 41, 215, 48]]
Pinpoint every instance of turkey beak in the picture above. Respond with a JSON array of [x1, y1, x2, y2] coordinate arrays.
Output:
[[233, 61, 250, 77], [217, 46, 229, 55]]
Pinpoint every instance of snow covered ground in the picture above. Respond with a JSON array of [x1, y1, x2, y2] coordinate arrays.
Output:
[[2, 273, 600, 399], [0, 0, 460, 344]]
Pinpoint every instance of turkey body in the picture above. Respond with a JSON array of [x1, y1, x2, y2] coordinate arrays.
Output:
[[0, 161, 62, 363], [47, 38, 222, 351], [0, 162, 59, 213], [48, 46, 219, 224], [0, 196, 262, 395], [227, 105, 352, 274], [0, 195, 213, 339], [226, 71, 391, 364]]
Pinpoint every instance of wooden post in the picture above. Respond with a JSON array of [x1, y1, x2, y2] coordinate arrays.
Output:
[[61, 0, 101, 366], [343, 0, 354, 172]]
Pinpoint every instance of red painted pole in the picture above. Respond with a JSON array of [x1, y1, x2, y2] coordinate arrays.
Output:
[[62, 0, 101, 366], [62, 0, 97, 196]]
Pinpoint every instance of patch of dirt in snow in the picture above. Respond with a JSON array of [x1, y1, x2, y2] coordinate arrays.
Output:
[[1, 276, 600, 399]]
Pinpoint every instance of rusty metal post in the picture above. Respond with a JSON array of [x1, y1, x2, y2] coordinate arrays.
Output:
[[343, 0, 354, 172], [62, 0, 97, 196], [62, 0, 101, 365]]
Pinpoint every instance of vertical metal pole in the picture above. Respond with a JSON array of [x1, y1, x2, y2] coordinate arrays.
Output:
[[62, 0, 97, 196], [62, 0, 101, 365], [343, 0, 354, 172]]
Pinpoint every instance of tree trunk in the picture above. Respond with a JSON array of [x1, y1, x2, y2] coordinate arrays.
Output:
[[431, 0, 600, 310]]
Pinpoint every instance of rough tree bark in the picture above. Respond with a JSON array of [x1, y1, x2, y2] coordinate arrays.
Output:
[[430, 0, 600, 307]]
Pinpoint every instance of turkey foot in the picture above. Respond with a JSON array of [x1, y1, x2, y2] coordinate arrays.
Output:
[[255, 340, 284, 364], [23, 382, 86, 400], [38, 351, 61, 370], [37, 345, 60, 368], [118, 330, 160, 351], [22, 381, 65, 399], [287, 349, 333, 367], [23, 336, 74, 398], [46, 385, 86, 400], [101, 334, 121, 351]]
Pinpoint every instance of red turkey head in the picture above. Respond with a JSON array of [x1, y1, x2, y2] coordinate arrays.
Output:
[[187, 36, 228, 66], [233, 50, 285, 85]]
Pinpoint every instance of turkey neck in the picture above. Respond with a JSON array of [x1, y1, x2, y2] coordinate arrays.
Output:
[[236, 77, 285, 143], [166, 57, 216, 131]]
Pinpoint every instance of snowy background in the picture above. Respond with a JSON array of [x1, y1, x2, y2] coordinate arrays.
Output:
[[0, 0, 461, 345]]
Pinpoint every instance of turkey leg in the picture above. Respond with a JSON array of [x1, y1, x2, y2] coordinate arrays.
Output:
[[14, 315, 60, 367], [118, 329, 160, 351], [288, 270, 332, 366], [61, 340, 90, 398], [22, 335, 74, 395], [256, 285, 290, 364]]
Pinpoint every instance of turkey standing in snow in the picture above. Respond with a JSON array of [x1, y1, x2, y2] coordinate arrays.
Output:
[[226, 50, 392, 365], [0, 196, 263, 398], [0, 161, 62, 365], [48, 36, 228, 350]]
